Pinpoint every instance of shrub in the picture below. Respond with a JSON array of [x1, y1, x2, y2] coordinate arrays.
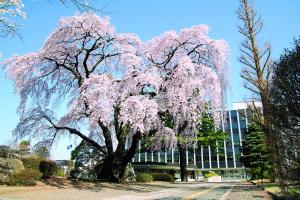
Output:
[[25, 168, 43, 180], [22, 157, 44, 170], [39, 160, 57, 178], [9, 169, 42, 186], [169, 169, 176, 177], [204, 172, 218, 179], [136, 173, 153, 182], [150, 173, 174, 182], [69, 168, 81, 179]]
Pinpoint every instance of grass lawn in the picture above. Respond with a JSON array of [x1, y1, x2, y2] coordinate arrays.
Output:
[[250, 180, 281, 194], [263, 183, 281, 194], [251, 179, 300, 197]]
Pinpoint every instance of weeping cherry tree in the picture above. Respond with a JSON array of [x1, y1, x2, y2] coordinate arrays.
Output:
[[3, 12, 229, 182]]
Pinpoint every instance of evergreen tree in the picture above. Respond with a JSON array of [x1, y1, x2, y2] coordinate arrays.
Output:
[[71, 141, 103, 169], [241, 124, 271, 182], [270, 37, 300, 190], [197, 112, 226, 149]]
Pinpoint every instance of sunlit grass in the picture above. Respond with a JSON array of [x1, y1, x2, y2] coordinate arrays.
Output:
[[263, 183, 281, 194]]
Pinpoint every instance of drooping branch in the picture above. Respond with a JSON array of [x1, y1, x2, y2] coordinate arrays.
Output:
[[43, 115, 107, 155]]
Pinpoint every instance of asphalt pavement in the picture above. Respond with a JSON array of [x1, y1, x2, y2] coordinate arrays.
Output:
[[106, 183, 234, 200]]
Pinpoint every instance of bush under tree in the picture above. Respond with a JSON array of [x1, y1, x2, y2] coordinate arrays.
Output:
[[149, 173, 174, 182], [136, 173, 153, 182], [39, 160, 57, 178], [9, 169, 42, 186]]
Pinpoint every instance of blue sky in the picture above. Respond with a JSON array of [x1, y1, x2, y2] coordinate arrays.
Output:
[[0, 0, 299, 160]]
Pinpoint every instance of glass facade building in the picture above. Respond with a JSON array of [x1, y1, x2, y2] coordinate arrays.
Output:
[[132, 102, 260, 178]]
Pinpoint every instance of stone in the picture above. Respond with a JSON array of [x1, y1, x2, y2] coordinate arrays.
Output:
[[0, 158, 24, 183], [69, 168, 97, 181], [79, 169, 96, 181], [124, 165, 136, 183]]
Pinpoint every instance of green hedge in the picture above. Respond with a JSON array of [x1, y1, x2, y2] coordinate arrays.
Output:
[[22, 158, 57, 178], [9, 169, 42, 186], [204, 172, 219, 179], [150, 173, 174, 182], [136, 173, 153, 182], [39, 160, 57, 178]]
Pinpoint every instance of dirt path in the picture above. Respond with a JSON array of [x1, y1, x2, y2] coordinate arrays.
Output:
[[0, 177, 174, 200]]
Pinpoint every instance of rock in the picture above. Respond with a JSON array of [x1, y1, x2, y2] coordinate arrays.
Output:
[[0, 158, 24, 183], [69, 168, 96, 181], [124, 165, 136, 183], [69, 168, 81, 179], [79, 169, 96, 181]]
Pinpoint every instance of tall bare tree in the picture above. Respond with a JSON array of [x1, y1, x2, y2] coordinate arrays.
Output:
[[237, 0, 282, 184]]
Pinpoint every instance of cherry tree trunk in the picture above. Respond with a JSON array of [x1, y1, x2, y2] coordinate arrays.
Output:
[[96, 131, 141, 183], [96, 154, 128, 183], [178, 145, 188, 182]]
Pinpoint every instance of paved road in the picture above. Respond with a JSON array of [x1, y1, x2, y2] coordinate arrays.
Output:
[[106, 183, 234, 200], [0, 181, 272, 200]]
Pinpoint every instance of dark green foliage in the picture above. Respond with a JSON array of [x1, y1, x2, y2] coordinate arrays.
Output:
[[136, 173, 153, 182], [69, 168, 81, 179], [270, 37, 300, 191], [21, 157, 44, 170], [241, 124, 271, 180], [71, 140, 103, 168], [150, 173, 174, 182], [169, 169, 176, 177], [39, 160, 57, 178], [271, 38, 300, 135], [9, 169, 42, 186], [196, 111, 226, 149]]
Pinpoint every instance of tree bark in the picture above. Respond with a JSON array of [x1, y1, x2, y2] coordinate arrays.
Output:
[[96, 132, 141, 183], [178, 145, 188, 182]]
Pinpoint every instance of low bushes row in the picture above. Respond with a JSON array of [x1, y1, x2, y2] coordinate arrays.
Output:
[[39, 160, 57, 178], [9, 168, 42, 186], [136, 173, 174, 182], [21, 158, 57, 178], [136, 173, 153, 182], [9, 158, 58, 186], [150, 173, 174, 182]]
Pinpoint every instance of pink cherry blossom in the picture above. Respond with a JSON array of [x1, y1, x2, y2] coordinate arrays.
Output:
[[3, 12, 229, 168]]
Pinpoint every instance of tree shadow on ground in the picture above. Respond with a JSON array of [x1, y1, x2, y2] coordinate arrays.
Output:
[[92, 182, 175, 193], [40, 177, 69, 188], [41, 177, 176, 193]]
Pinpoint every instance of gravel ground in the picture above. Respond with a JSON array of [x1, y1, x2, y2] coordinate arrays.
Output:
[[226, 182, 272, 200], [0, 179, 176, 200]]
